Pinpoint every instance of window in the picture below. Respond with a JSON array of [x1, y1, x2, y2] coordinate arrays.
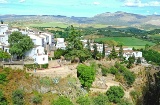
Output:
[[35, 58, 36, 61], [37, 49, 39, 54], [43, 58, 45, 61]]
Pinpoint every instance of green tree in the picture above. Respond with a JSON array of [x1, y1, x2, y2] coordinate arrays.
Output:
[[54, 49, 66, 59], [109, 45, 117, 60], [93, 94, 109, 105], [0, 90, 7, 105], [86, 39, 91, 51], [93, 44, 98, 59], [106, 86, 124, 103], [76, 96, 91, 105], [102, 43, 105, 58], [12, 89, 24, 105], [0, 49, 11, 60], [65, 26, 91, 62], [77, 64, 96, 89], [127, 55, 135, 68], [8, 31, 34, 58], [52, 96, 73, 105], [136, 57, 141, 64], [119, 45, 123, 61]]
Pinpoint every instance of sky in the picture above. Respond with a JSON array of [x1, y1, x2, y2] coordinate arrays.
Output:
[[0, 0, 160, 17]]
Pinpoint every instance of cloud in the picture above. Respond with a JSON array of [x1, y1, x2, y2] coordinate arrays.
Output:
[[123, 0, 160, 7], [19, 0, 26, 3], [0, 0, 7, 3], [93, 1, 100, 5], [154, 12, 158, 15]]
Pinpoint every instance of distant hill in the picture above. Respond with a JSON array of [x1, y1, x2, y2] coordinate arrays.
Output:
[[1, 11, 160, 29]]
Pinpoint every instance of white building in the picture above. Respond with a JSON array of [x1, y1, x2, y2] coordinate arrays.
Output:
[[105, 46, 143, 60], [56, 38, 66, 50], [0, 23, 54, 64]]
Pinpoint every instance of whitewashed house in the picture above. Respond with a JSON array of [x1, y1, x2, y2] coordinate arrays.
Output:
[[123, 50, 142, 60], [56, 38, 66, 50], [105, 46, 143, 60], [0, 23, 54, 64]]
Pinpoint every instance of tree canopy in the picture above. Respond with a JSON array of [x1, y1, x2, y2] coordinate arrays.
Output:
[[0, 49, 10, 59], [8, 31, 34, 57], [77, 64, 96, 89], [64, 26, 91, 62], [106, 86, 124, 103]]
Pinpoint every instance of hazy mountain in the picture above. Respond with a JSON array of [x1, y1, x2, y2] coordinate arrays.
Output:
[[1, 11, 160, 29]]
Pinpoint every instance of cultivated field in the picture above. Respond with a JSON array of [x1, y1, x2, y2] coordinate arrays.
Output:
[[95, 37, 155, 48]]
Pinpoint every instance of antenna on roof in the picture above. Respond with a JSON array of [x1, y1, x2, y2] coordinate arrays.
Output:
[[1, 20, 3, 24]]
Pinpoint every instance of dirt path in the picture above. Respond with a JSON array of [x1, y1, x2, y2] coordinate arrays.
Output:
[[28, 60, 78, 78]]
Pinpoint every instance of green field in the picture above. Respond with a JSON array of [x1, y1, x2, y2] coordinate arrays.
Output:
[[95, 37, 155, 47]]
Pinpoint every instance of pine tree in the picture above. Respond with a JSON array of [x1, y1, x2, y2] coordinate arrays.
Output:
[[109, 45, 117, 60], [102, 43, 105, 58], [86, 39, 91, 51], [119, 45, 123, 61], [93, 44, 98, 59]]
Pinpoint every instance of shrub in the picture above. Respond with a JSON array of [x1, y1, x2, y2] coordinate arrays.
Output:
[[106, 86, 124, 103], [52, 96, 73, 105], [101, 67, 108, 76], [117, 99, 132, 105], [93, 94, 109, 105], [76, 96, 91, 105], [40, 77, 52, 86], [41, 63, 48, 69], [54, 49, 66, 59], [123, 71, 135, 86], [32, 94, 42, 105], [109, 67, 118, 75], [0, 73, 7, 84], [12, 89, 24, 105], [0, 90, 7, 105], [77, 64, 96, 89]]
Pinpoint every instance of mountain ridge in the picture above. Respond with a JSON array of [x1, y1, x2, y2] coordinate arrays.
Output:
[[1, 11, 160, 29]]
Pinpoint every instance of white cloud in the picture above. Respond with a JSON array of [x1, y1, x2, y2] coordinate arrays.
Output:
[[93, 1, 100, 5], [19, 0, 26, 3], [0, 0, 7, 4], [123, 0, 160, 7], [154, 12, 158, 15]]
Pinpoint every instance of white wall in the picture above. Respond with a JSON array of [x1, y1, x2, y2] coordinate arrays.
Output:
[[34, 55, 48, 64], [0, 24, 8, 35]]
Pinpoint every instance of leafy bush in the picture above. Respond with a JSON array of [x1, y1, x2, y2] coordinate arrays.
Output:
[[93, 94, 109, 105], [123, 71, 135, 86], [24, 64, 40, 69], [117, 99, 132, 105], [101, 67, 108, 76], [0, 90, 7, 105], [77, 64, 96, 89], [32, 94, 42, 105], [76, 96, 91, 105], [130, 90, 140, 102], [40, 77, 52, 86], [0, 73, 7, 84], [109, 67, 118, 75], [41, 63, 48, 69], [52, 96, 73, 105], [54, 49, 66, 59], [108, 63, 135, 86], [106, 86, 124, 103], [12, 89, 24, 105]]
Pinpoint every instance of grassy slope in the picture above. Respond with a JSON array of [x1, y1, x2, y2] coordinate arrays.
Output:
[[95, 37, 155, 47]]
